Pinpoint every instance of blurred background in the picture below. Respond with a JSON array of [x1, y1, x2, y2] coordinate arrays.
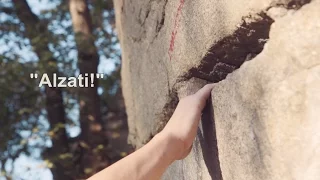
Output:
[[0, 0, 132, 179]]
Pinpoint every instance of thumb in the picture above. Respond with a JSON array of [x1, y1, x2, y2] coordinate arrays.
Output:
[[194, 84, 214, 109]]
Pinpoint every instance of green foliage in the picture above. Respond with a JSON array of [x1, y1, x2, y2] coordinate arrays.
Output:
[[0, 57, 43, 171], [0, 0, 123, 178]]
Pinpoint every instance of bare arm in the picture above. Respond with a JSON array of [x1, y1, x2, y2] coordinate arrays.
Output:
[[88, 84, 214, 180]]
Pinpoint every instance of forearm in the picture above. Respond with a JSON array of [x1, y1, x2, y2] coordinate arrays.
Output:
[[88, 84, 214, 180], [88, 132, 181, 180]]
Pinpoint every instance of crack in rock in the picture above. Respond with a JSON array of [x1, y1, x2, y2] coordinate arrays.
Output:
[[268, 0, 312, 10], [183, 12, 274, 83], [149, 12, 274, 142], [156, 0, 167, 34], [143, 0, 312, 145]]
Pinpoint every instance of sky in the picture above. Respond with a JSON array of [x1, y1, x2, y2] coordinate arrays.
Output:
[[0, 0, 117, 179]]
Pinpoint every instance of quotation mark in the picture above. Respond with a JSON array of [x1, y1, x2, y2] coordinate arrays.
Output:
[[30, 73, 38, 79], [96, 74, 104, 79]]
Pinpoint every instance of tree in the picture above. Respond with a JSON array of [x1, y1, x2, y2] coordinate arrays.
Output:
[[69, 0, 108, 175], [0, 0, 127, 179], [11, 0, 70, 179]]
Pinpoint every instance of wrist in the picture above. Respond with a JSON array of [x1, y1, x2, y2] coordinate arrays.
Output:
[[155, 131, 184, 161]]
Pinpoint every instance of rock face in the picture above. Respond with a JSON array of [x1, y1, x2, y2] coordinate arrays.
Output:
[[212, 2, 320, 179], [114, 0, 319, 179]]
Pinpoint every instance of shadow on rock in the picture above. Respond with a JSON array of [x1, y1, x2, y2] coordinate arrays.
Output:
[[198, 101, 223, 180]]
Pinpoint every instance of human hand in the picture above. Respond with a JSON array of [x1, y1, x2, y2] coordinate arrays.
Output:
[[161, 84, 214, 160], [87, 84, 214, 180]]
